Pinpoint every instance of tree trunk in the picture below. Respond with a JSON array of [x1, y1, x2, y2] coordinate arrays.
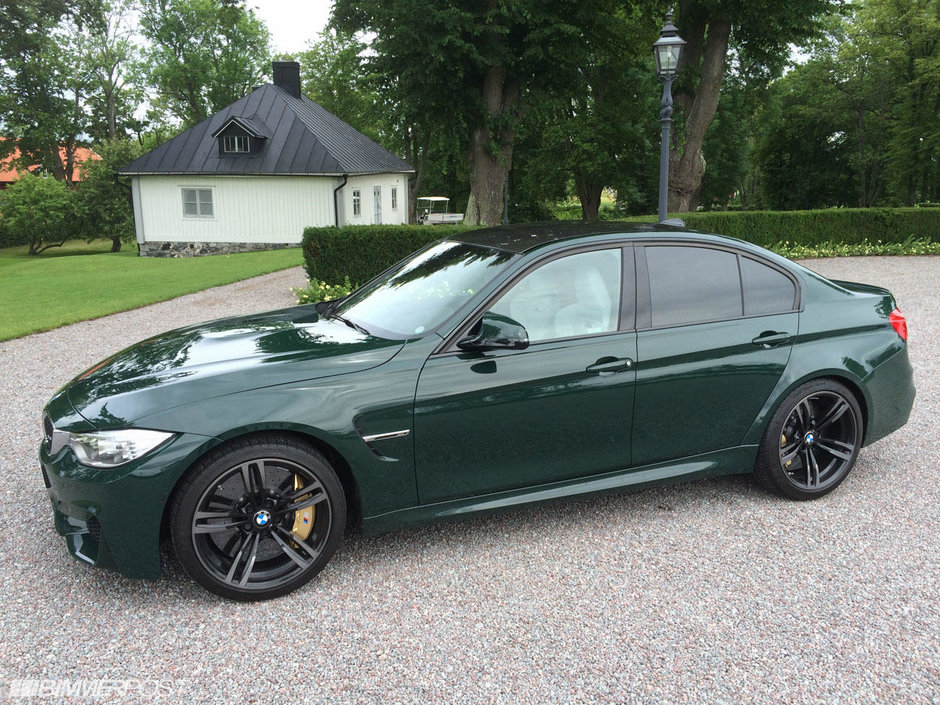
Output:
[[464, 65, 518, 226], [574, 173, 603, 221], [111, 237, 122, 252], [407, 127, 430, 224], [669, 14, 731, 213]]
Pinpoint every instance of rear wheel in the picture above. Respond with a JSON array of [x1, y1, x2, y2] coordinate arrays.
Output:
[[170, 435, 346, 600], [754, 379, 863, 500]]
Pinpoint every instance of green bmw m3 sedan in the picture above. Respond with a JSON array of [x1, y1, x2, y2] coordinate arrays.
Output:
[[40, 223, 915, 600]]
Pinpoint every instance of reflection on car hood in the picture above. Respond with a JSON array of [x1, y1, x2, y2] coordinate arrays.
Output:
[[66, 305, 403, 427]]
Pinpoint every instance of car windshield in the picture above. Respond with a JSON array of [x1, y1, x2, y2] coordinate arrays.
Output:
[[331, 241, 515, 339]]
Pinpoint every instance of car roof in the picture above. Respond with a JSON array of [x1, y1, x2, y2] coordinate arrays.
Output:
[[449, 221, 687, 254]]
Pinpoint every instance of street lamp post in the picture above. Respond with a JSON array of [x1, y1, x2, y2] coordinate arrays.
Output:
[[653, 12, 686, 224]]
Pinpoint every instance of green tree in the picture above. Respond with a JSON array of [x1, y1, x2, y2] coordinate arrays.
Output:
[[81, 0, 146, 141], [140, 0, 271, 127], [295, 30, 384, 143], [76, 139, 142, 252], [510, 3, 662, 221], [0, 173, 78, 254], [754, 64, 856, 209], [333, 0, 627, 226], [0, 0, 92, 182], [754, 0, 939, 208], [668, 0, 839, 212]]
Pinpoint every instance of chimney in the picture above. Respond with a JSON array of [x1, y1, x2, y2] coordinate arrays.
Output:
[[272, 61, 301, 98]]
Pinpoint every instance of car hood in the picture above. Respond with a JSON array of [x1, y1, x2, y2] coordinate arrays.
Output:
[[66, 305, 403, 427]]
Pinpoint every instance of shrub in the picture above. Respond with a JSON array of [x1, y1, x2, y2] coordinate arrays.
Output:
[[0, 172, 78, 254], [680, 208, 940, 248], [76, 139, 141, 252], [302, 224, 475, 285], [292, 276, 354, 304], [301, 208, 940, 288]]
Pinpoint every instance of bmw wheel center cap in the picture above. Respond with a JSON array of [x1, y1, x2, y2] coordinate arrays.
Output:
[[804, 432, 816, 445], [253, 509, 271, 528]]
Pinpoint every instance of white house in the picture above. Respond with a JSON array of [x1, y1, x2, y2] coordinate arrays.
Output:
[[120, 62, 414, 256]]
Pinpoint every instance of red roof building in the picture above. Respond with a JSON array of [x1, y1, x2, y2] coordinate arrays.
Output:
[[0, 140, 100, 188]]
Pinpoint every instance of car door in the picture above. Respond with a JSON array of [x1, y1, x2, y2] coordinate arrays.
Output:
[[413, 246, 637, 504], [631, 243, 799, 466]]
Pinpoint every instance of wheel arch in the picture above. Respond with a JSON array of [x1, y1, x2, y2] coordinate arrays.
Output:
[[159, 427, 362, 544], [745, 370, 870, 448]]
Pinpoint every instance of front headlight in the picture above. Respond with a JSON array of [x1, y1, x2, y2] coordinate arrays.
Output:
[[66, 429, 175, 468]]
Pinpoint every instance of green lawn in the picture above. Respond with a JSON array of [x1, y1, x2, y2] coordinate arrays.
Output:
[[0, 240, 303, 341]]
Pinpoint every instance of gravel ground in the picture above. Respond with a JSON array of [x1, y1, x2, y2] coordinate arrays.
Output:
[[1, 258, 937, 705]]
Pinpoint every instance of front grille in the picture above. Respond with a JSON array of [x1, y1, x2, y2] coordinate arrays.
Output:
[[43, 414, 54, 449], [87, 517, 102, 541]]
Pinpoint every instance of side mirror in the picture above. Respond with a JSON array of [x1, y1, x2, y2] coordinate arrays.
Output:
[[457, 312, 529, 351]]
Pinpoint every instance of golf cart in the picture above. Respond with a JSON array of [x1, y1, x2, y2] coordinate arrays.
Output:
[[416, 196, 464, 225]]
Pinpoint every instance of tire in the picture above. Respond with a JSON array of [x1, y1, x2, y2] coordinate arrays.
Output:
[[754, 379, 863, 500], [170, 434, 346, 601]]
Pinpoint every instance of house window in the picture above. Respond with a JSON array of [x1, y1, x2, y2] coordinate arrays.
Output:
[[391, 187, 398, 210], [222, 135, 250, 153], [352, 189, 361, 216], [182, 188, 213, 217]]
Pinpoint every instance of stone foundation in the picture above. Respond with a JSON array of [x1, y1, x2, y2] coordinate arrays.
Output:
[[138, 241, 296, 257]]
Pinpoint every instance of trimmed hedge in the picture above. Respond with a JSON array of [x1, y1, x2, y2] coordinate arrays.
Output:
[[302, 224, 476, 285], [680, 208, 940, 248], [303, 208, 940, 285]]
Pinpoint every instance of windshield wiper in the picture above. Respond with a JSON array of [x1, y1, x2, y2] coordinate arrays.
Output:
[[327, 311, 370, 336]]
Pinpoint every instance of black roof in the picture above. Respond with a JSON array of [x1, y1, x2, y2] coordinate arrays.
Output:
[[120, 84, 413, 176], [450, 221, 676, 254]]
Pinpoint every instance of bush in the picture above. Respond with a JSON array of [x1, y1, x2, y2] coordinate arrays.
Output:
[[292, 276, 354, 304], [302, 224, 476, 285], [302, 208, 940, 287], [76, 139, 141, 252], [680, 208, 940, 248], [0, 172, 78, 253]]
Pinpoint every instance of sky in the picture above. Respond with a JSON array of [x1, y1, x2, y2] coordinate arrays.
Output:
[[250, 0, 334, 55]]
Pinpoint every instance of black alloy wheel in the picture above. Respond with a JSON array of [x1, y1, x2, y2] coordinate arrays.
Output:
[[170, 435, 346, 601], [755, 379, 863, 500]]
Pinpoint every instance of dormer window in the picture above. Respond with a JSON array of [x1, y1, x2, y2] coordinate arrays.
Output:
[[212, 116, 268, 157], [223, 135, 250, 153]]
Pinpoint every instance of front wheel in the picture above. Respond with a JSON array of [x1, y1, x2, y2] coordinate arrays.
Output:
[[170, 435, 346, 601], [754, 379, 863, 500]]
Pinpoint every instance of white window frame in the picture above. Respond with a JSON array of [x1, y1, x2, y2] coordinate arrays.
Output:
[[222, 135, 250, 153], [391, 186, 398, 210], [352, 189, 361, 217], [181, 187, 214, 218]]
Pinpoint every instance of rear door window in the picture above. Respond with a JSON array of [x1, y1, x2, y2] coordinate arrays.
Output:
[[645, 246, 742, 327]]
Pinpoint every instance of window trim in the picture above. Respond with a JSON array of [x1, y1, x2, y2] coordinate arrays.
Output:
[[181, 187, 214, 219], [436, 243, 635, 355], [391, 186, 398, 210], [635, 241, 801, 331], [352, 189, 361, 217], [222, 135, 250, 153]]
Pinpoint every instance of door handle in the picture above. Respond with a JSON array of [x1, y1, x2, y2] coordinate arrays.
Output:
[[751, 331, 792, 349], [585, 357, 634, 374]]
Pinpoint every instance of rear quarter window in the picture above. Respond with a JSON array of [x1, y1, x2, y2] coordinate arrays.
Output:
[[741, 256, 797, 315]]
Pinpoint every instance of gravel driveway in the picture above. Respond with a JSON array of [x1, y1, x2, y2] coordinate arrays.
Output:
[[2, 258, 937, 704]]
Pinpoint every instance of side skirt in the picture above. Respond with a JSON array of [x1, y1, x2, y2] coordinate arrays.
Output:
[[361, 445, 758, 536]]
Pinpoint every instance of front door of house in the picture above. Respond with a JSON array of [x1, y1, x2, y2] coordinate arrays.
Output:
[[373, 186, 382, 224]]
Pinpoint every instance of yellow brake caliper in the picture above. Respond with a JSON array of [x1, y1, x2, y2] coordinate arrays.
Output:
[[291, 474, 315, 542], [781, 434, 792, 468]]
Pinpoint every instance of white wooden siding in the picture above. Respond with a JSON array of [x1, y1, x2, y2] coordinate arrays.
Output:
[[135, 175, 340, 243], [343, 174, 409, 226]]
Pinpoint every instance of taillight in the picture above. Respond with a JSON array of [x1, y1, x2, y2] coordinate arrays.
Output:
[[889, 308, 908, 341]]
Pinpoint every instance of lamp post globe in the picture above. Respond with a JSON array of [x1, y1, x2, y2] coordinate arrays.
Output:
[[654, 12, 686, 223]]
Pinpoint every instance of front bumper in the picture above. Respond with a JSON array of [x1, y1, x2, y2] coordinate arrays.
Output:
[[40, 432, 213, 579]]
